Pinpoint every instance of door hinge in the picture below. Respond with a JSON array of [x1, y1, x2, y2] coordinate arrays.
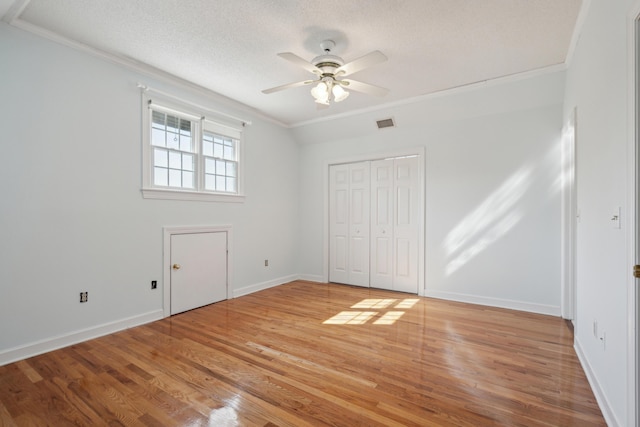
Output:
[[634, 265, 640, 278]]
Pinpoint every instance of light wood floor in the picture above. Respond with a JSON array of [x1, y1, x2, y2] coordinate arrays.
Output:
[[0, 281, 605, 426]]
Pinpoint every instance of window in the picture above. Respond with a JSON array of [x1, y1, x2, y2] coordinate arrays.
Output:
[[203, 131, 237, 193], [141, 95, 244, 202], [152, 111, 195, 189]]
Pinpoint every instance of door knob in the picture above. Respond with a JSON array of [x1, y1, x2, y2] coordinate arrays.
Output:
[[172, 264, 181, 270]]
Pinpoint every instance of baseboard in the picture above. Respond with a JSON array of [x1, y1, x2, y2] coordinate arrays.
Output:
[[423, 289, 561, 316], [0, 309, 163, 366], [574, 338, 619, 427], [232, 274, 300, 298], [296, 274, 324, 283]]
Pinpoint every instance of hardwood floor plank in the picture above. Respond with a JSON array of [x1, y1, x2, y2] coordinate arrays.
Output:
[[0, 281, 605, 426]]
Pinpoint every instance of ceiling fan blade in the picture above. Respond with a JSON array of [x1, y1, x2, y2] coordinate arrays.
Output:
[[341, 79, 389, 97], [262, 80, 315, 94], [277, 52, 322, 75], [335, 50, 387, 76]]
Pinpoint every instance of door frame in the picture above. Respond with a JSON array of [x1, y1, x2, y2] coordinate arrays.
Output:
[[628, 3, 640, 425], [162, 225, 233, 317], [561, 107, 577, 321], [323, 146, 426, 295]]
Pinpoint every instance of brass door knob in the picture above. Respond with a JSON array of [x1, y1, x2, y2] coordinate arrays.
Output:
[[172, 264, 181, 270]]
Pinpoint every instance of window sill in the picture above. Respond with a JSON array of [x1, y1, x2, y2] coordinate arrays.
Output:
[[142, 188, 245, 203]]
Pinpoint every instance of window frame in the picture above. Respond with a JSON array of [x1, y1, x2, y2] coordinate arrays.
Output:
[[141, 94, 245, 203]]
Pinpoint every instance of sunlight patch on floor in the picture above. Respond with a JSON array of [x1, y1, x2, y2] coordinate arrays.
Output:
[[373, 311, 405, 325], [394, 299, 419, 309], [323, 311, 377, 324], [324, 298, 419, 325], [351, 299, 397, 309]]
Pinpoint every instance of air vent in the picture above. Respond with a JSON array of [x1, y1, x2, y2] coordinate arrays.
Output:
[[376, 118, 395, 129]]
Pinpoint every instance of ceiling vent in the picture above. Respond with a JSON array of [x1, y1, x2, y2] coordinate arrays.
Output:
[[376, 118, 395, 129]]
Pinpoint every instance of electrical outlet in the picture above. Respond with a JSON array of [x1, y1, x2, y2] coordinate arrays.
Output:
[[80, 292, 88, 303], [264, 259, 269, 267], [151, 280, 157, 290]]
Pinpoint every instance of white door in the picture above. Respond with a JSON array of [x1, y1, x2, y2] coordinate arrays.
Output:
[[348, 162, 371, 287], [370, 160, 394, 289], [329, 162, 370, 287], [393, 157, 420, 293], [329, 164, 350, 284], [170, 232, 227, 315], [370, 157, 420, 293]]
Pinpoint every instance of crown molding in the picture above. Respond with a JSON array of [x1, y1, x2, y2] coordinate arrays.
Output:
[[8, 17, 289, 129], [291, 63, 568, 128]]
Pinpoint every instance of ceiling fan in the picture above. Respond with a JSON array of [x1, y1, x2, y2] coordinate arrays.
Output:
[[262, 40, 389, 106]]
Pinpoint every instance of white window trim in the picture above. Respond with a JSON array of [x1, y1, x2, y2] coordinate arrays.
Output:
[[141, 93, 246, 203]]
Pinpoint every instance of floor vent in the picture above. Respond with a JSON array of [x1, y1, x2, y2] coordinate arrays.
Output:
[[376, 118, 395, 129]]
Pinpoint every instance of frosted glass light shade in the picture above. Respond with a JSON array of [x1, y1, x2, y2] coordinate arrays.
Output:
[[311, 82, 329, 103], [332, 85, 349, 102]]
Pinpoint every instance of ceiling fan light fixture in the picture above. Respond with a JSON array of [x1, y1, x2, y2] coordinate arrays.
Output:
[[311, 81, 329, 103], [332, 84, 349, 102]]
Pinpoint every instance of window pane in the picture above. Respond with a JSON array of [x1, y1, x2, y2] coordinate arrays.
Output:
[[179, 134, 192, 152], [205, 157, 215, 173], [182, 154, 194, 171], [167, 132, 179, 150], [216, 175, 225, 191], [226, 161, 237, 177], [205, 174, 215, 190], [154, 167, 168, 186], [214, 142, 223, 158], [166, 115, 179, 133], [226, 177, 236, 193], [216, 159, 225, 175], [154, 148, 168, 167], [203, 139, 213, 156], [169, 151, 181, 169], [182, 171, 194, 188], [223, 143, 235, 160], [169, 169, 181, 187], [151, 128, 166, 147], [152, 110, 166, 126]]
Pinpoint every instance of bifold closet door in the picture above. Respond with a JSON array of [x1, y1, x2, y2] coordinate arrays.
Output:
[[371, 157, 420, 293], [329, 162, 370, 287]]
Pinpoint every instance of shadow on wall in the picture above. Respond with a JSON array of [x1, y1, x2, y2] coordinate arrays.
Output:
[[443, 141, 564, 277], [444, 166, 533, 276]]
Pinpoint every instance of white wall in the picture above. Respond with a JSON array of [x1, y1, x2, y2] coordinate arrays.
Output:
[[294, 71, 565, 315], [0, 23, 300, 362], [563, 1, 635, 425]]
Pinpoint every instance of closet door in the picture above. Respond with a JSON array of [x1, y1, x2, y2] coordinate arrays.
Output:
[[370, 159, 394, 288], [348, 162, 370, 287], [370, 157, 420, 293], [329, 162, 370, 287], [393, 157, 420, 293], [329, 164, 350, 284]]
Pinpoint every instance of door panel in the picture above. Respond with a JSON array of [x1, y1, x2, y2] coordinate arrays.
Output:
[[393, 157, 420, 293], [370, 157, 420, 293], [329, 162, 370, 286], [348, 162, 370, 287], [329, 164, 350, 284], [371, 160, 393, 288], [170, 232, 227, 315]]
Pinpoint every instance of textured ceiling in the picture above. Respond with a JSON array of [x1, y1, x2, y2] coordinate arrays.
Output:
[[5, 0, 582, 126]]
